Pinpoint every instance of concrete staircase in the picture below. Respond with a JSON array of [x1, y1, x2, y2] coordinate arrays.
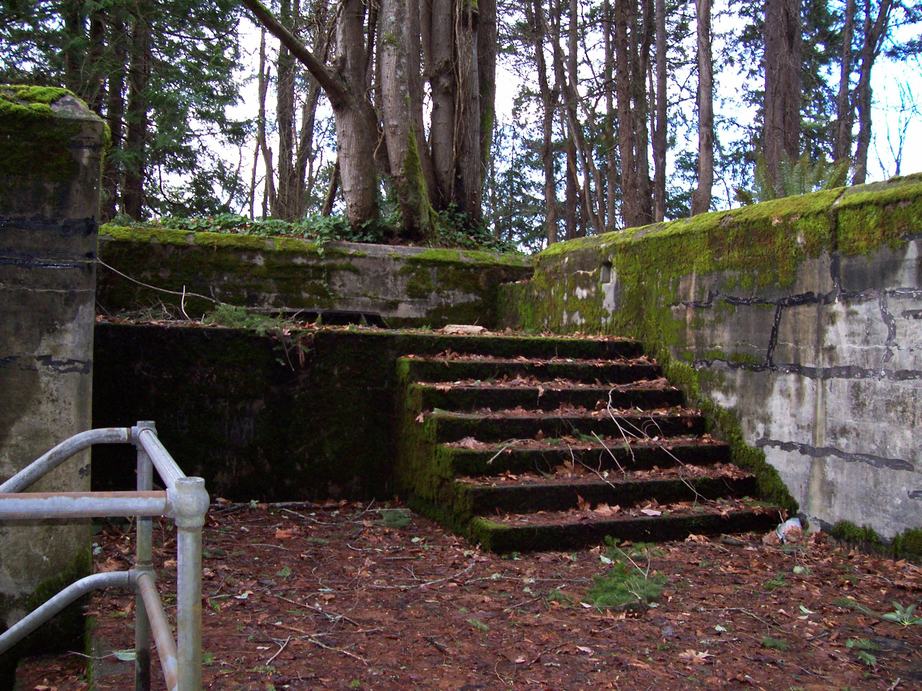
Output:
[[396, 334, 778, 552]]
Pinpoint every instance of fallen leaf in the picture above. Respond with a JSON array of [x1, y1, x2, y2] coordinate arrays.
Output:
[[678, 649, 713, 665], [275, 527, 296, 540], [640, 508, 662, 517]]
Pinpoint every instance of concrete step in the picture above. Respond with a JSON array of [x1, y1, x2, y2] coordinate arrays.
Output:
[[391, 334, 645, 360], [410, 378, 684, 412], [441, 436, 731, 476], [469, 502, 778, 552], [457, 471, 758, 515], [399, 355, 661, 385], [426, 408, 706, 443]]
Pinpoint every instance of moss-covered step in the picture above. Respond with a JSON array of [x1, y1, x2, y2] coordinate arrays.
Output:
[[444, 437, 732, 476], [458, 473, 759, 514], [409, 379, 684, 413], [399, 356, 661, 384], [469, 504, 778, 552], [425, 409, 706, 443]]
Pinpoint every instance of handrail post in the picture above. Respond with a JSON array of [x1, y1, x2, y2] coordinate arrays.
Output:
[[133, 422, 155, 691], [170, 477, 209, 691]]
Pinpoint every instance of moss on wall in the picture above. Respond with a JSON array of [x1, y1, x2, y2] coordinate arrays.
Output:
[[502, 178, 922, 515], [97, 226, 531, 327], [0, 85, 82, 183]]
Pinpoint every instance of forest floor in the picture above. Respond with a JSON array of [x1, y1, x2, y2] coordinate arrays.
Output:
[[16, 500, 922, 690]]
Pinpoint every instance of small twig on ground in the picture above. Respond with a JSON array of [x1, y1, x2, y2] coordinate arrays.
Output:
[[487, 441, 515, 465], [369, 562, 476, 590], [266, 635, 290, 665], [272, 622, 368, 665]]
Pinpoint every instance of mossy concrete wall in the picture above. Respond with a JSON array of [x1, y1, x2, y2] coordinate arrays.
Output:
[[498, 175, 922, 539], [93, 324, 583, 500], [97, 228, 531, 328], [0, 86, 105, 664]]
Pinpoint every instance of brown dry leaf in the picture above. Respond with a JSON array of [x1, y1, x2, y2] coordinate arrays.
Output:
[[678, 649, 714, 665], [275, 527, 297, 540], [456, 437, 480, 449], [576, 494, 590, 511], [594, 503, 620, 517], [441, 324, 486, 335], [415, 412, 426, 423], [685, 533, 710, 544], [640, 508, 662, 517]]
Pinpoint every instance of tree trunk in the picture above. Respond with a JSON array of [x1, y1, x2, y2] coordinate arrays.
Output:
[[613, 0, 653, 228], [427, 0, 456, 208], [528, 0, 558, 244], [123, 6, 151, 219], [652, 0, 667, 221], [834, 0, 856, 166], [102, 9, 128, 221], [274, 0, 297, 219], [333, 0, 380, 226], [603, 0, 617, 229], [242, 0, 379, 227], [763, 0, 802, 194], [380, 0, 436, 239], [691, 0, 714, 216], [477, 0, 497, 169], [251, 29, 269, 219], [454, 1, 483, 221], [852, 0, 893, 184]]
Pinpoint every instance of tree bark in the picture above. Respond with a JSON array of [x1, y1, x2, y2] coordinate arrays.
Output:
[[763, 0, 802, 194], [102, 9, 128, 221], [691, 0, 714, 216], [613, 0, 653, 228], [454, 1, 483, 221], [527, 0, 558, 244], [852, 0, 892, 184], [834, 0, 856, 166], [652, 0, 667, 221], [123, 5, 151, 219], [477, 0, 497, 169], [242, 0, 379, 226], [380, 0, 436, 239], [427, 0, 457, 208]]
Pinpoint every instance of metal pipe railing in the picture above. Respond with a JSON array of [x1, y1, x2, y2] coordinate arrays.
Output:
[[0, 422, 207, 691], [0, 427, 130, 494]]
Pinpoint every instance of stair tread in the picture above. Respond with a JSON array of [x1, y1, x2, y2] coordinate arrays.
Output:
[[457, 462, 751, 487], [426, 406, 702, 423], [476, 497, 774, 527], [413, 377, 678, 392], [405, 354, 656, 366], [443, 434, 726, 452]]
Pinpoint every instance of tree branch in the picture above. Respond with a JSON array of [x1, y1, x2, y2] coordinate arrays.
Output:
[[240, 0, 349, 107]]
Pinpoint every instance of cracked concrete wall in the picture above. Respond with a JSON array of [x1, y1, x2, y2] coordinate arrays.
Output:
[[0, 90, 104, 636], [502, 174, 922, 538]]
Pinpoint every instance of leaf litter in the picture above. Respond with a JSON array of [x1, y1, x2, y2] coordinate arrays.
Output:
[[15, 501, 921, 690]]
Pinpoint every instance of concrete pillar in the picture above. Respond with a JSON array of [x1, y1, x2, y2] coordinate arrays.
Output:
[[0, 86, 105, 664]]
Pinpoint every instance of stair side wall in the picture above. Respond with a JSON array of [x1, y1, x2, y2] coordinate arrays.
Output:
[[498, 175, 922, 540]]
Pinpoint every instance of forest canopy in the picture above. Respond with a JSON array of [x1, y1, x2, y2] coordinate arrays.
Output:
[[1, 0, 919, 250]]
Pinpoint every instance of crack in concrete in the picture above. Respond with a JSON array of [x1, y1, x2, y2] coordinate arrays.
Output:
[[755, 438, 915, 471], [693, 357, 922, 382]]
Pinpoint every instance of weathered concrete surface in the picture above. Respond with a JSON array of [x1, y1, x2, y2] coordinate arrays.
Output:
[[499, 175, 922, 538], [0, 87, 104, 656], [96, 228, 532, 328]]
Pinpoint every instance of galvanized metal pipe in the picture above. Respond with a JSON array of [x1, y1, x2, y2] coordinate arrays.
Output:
[[135, 426, 185, 489], [0, 491, 168, 520], [135, 571, 179, 691], [0, 571, 135, 655], [0, 427, 130, 493], [135, 432, 154, 691], [171, 477, 208, 691]]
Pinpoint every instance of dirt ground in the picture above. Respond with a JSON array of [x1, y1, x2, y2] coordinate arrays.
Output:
[[16, 500, 921, 690]]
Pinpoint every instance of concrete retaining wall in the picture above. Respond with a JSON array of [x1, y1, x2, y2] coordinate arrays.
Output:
[[0, 86, 105, 658], [499, 175, 922, 539], [97, 228, 531, 328]]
